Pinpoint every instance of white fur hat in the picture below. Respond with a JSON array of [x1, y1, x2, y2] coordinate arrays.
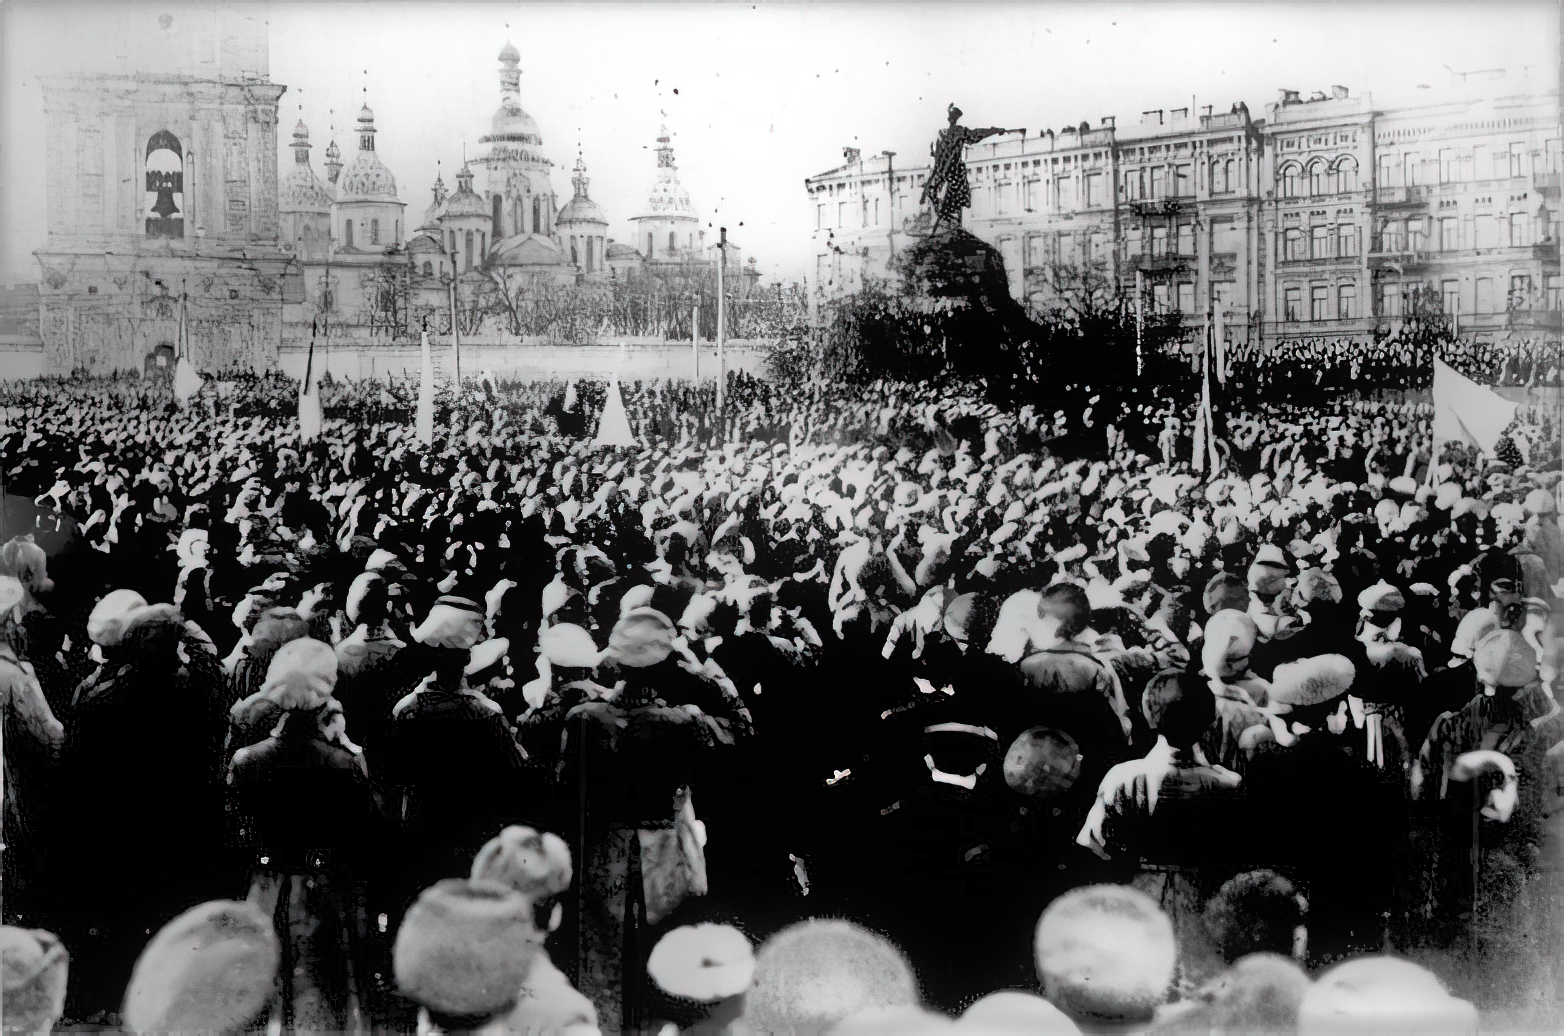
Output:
[[1296, 956, 1478, 1035], [1034, 884, 1175, 1026], [88, 589, 150, 646], [1269, 654, 1356, 708]]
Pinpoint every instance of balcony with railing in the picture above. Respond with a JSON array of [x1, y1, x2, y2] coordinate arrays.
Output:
[[1372, 185, 1432, 206], [1127, 197, 1194, 219], [1125, 251, 1197, 273]]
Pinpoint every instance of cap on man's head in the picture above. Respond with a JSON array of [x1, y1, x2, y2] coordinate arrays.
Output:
[[1203, 572, 1251, 617], [121, 901, 279, 1035], [393, 878, 542, 1022], [1, 926, 69, 1035], [1034, 884, 1175, 1026]]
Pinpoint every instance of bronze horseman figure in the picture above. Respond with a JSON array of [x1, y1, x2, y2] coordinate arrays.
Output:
[[920, 105, 1023, 226]]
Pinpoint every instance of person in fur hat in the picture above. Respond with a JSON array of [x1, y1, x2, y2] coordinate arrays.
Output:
[[227, 639, 380, 1033], [54, 601, 230, 1020], [468, 824, 598, 1036], [1245, 652, 1390, 965], [393, 878, 546, 1035], [331, 570, 409, 767], [1406, 609, 1501, 753], [742, 919, 918, 1036], [1034, 884, 1177, 1031], [0, 576, 66, 935], [381, 595, 528, 884], [1, 925, 70, 1034], [121, 900, 281, 1035]]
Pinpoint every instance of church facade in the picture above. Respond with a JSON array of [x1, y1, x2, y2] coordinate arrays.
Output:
[[33, 8, 296, 375], [32, 21, 762, 372]]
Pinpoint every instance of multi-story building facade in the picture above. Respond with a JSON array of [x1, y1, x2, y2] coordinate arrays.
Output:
[[1259, 88, 1376, 349], [807, 80, 1560, 352], [804, 148, 927, 297], [1366, 90, 1559, 338]]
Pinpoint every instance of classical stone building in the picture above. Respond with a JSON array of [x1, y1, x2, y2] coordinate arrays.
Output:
[[33, 7, 295, 374], [807, 78, 1560, 352], [1366, 89, 1559, 339]]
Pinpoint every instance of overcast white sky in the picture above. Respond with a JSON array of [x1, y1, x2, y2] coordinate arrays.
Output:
[[2, 1, 1557, 284]]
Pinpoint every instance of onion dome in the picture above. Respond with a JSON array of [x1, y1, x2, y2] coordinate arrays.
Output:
[[482, 40, 542, 149], [442, 163, 489, 219], [337, 104, 401, 203], [556, 156, 608, 227], [280, 120, 332, 214], [636, 126, 697, 221]]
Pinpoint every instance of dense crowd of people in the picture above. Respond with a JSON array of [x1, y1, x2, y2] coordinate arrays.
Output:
[[1225, 333, 1562, 399], [0, 362, 1561, 1034]]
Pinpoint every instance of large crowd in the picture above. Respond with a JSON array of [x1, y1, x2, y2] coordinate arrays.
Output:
[[0, 361, 1561, 1035]]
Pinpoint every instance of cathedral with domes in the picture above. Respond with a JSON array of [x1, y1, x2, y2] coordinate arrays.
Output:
[[276, 40, 761, 336]]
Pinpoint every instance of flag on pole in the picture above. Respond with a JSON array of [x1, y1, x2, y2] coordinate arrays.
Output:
[[593, 374, 637, 448], [1432, 357, 1516, 457], [416, 331, 435, 446], [172, 291, 202, 403], [298, 322, 322, 442]]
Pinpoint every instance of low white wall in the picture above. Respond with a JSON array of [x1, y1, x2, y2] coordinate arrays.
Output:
[[277, 340, 774, 382], [0, 342, 45, 380]]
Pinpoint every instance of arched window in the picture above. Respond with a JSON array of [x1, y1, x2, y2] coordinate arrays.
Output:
[[669, 232, 677, 254], [1335, 157, 1358, 192], [395, 220, 400, 242], [343, 219, 354, 248], [144, 129, 185, 238], [371, 218, 381, 245], [1224, 160, 1235, 194], [465, 230, 474, 270], [479, 232, 485, 258], [1281, 164, 1300, 198], [1308, 160, 1328, 196], [571, 238, 579, 265], [422, 261, 433, 276], [532, 197, 542, 234], [493, 194, 504, 237], [647, 233, 654, 256]]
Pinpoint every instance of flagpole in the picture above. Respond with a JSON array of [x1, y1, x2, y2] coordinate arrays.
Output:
[[693, 301, 700, 380], [448, 250, 462, 387], [717, 227, 727, 426], [1134, 268, 1144, 377]]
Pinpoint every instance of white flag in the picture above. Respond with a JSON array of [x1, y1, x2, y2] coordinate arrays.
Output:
[[1432, 357, 1516, 457], [593, 374, 638, 448], [172, 292, 202, 402], [416, 331, 435, 446]]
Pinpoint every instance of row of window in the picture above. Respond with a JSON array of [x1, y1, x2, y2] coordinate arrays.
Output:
[[1379, 275, 1563, 316], [341, 217, 399, 248], [1283, 285, 1359, 321], [1375, 213, 1548, 253], [1376, 141, 1559, 188], [1278, 157, 1359, 198], [1281, 225, 1360, 261], [1276, 274, 1564, 320]]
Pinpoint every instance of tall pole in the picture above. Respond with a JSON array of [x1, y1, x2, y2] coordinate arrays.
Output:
[[717, 227, 727, 418], [448, 250, 461, 385], [1134, 268, 1144, 377], [883, 151, 898, 263], [692, 301, 700, 379]]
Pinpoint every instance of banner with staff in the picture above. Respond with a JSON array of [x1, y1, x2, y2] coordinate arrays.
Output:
[[298, 321, 322, 442]]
